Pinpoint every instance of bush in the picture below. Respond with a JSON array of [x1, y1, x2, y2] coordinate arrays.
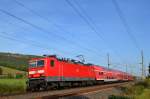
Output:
[[144, 79, 150, 88], [135, 81, 148, 88], [16, 73, 24, 79]]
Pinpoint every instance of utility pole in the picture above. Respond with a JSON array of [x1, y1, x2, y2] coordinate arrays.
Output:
[[125, 64, 128, 73], [131, 65, 135, 76], [148, 63, 150, 77], [124, 64, 128, 79], [141, 50, 145, 79], [107, 53, 110, 69]]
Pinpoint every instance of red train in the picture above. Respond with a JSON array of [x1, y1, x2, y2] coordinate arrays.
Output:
[[27, 55, 133, 90]]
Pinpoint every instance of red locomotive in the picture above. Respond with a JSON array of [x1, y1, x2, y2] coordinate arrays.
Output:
[[27, 55, 133, 90]]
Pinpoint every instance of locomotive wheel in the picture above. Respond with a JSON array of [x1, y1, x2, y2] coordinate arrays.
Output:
[[39, 82, 48, 91]]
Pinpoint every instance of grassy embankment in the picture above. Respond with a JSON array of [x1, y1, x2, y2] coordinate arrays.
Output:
[[0, 66, 27, 95], [0, 66, 25, 74], [0, 79, 26, 95], [0, 52, 40, 95], [122, 78, 150, 99], [109, 78, 150, 99]]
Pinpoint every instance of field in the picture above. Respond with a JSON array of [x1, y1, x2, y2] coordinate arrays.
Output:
[[0, 66, 26, 74], [0, 79, 26, 95], [0, 66, 27, 79]]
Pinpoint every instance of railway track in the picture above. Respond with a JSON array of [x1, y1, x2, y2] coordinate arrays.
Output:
[[0, 82, 132, 99]]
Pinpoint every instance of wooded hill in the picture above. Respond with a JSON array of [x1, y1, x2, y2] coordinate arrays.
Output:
[[0, 52, 40, 71]]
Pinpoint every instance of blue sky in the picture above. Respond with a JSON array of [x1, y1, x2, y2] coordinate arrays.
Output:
[[0, 0, 150, 76]]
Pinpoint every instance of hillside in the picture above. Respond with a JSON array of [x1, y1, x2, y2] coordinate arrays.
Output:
[[0, 52, 40, 71], [0, 66, 26, 75]]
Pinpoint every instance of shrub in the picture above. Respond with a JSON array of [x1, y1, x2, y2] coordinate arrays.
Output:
[[16, 73, 24, 79], [135, 81, 148, 88], [120, 84, 145, 96]]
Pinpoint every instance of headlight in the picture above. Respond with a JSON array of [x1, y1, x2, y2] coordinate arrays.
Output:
[[29, 71, 36, 74], [37, 70, 44, 73]]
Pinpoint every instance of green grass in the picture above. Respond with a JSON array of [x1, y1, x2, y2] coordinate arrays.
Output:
[[0, 66, 26, 75], [0, 66, 27, 79], [120, 78, 150, 99], [134, 89, 150, 99], [0, 79, 26, 95]]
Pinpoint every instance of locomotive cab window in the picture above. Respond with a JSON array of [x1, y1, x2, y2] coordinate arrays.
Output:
[[29, 60, 44, 67], [37, 60, 44, 67], [50, 60, 55, 67], [29, 61, 36, 67]]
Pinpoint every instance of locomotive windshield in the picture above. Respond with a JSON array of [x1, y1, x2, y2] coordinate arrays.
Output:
[[29, 61, 36, 67], [29, 60, 44, 67]]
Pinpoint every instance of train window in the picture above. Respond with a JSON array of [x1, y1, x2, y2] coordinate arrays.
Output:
[[99, 72, 103, 75], [37, 60, 44, 67], [50, 60, 55, 67], [29, 61, 36, 67]]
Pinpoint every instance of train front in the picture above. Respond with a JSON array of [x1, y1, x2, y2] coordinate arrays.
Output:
[[27, 58, 47, 91]]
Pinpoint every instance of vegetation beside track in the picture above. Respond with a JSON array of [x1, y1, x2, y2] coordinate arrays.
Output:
[[126, 78, 150, 99], [0, 66, 25, 74], [110, 78, 150, 99], [0, 79, 26, 95], [0, 64, 27, 95]]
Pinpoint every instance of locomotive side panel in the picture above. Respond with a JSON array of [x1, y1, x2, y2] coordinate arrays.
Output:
[[59, 61, 95, 81], [45, 57, 61, 81]]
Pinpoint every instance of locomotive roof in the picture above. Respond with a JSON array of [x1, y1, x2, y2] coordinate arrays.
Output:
[[46, 55, 94, 66]]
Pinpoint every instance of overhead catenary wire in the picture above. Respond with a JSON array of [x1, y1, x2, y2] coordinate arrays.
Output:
[[0, 19, 80, 57], [0, 0, 143, 70], [0, 9, 67, 42], [65, 0, 104, 41], [112, 0, 141, 51], [0, 32, 51, 51], [12, 0, 104, 57], [2, 18, 93, 57], [0, 18, 69, 50], [0, 17, 107, 64], [13, 0, 74, 37], [0, 8, 104, 57], [0, 32, 104, 63], [65, 0, 125, 63], [0, 32, 75, 56]]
